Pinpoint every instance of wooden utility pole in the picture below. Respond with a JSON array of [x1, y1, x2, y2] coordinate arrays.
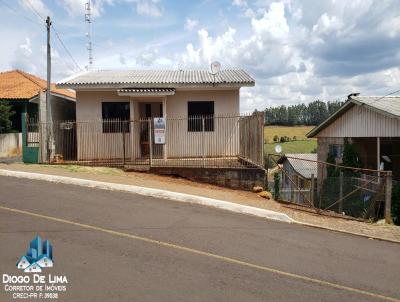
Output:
[[46, 16, 54, 162]]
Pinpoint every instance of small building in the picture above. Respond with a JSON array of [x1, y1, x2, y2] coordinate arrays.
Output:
[[277, 153, 317, 204], [307, 94, 400, 180], [55, 69, 265, 190], [0, 70, 76, 161], [0, 70, 76, 130]]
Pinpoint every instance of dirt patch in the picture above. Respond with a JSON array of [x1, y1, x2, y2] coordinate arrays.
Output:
[[1, 163, 399, 243]]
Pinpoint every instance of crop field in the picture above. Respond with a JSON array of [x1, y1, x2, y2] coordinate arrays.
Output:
[[264, 125, 317, 155], [264, 125, 315, 142]]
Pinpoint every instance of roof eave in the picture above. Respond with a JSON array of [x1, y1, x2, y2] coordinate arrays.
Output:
[[56, 82, 255, 90], [306, 101, 355, 138], [350, 97, 400, 120]]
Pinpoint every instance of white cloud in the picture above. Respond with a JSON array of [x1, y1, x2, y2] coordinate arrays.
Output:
[[57, 0, 114, 18], [19, 0, 51, 19], [232, 0, 247, 7], [251, 2, 288, 39], [58, 0, 162, 18], [184, 18, 198, 31], [136, 0, 162, 17]]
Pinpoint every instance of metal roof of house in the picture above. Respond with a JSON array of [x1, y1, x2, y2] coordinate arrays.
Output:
[[280, 153, 318, 179], [56, 69, 255, 89], [307, 95, 400, 138]]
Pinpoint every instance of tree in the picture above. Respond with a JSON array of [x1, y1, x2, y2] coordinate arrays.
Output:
[[264, 100, 343, 126], [342, 138, 362, 176], [0, 101, 14, 133]]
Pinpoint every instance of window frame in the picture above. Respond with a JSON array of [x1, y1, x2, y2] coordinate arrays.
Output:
[[187, 101, 214, 132], [101, 101, 130, 133]]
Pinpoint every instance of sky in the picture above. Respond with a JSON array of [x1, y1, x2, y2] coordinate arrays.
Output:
[[1, 0, 400, 112]]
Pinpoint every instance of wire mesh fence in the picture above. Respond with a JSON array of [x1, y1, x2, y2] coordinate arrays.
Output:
[[26, 113, 264, 170], [267, 153, 393, 221]]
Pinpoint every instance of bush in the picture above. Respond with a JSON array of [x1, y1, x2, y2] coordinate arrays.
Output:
[[292, 136, 297, 141], [0, 101, 14, 133], [273, 135, 279, 142], [280, 136, 291, 143], [274, 172, 280, 200]]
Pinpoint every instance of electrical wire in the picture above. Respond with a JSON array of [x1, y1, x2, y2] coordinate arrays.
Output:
[[51, 24, 84, 71], [23, 0, 45, 21], [0, 0, 43, 26], [367, 88, 400, 105], [22, 0, 83, 72]]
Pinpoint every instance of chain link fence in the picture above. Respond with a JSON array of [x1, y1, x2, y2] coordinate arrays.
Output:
[[267, 153, 394, 222]]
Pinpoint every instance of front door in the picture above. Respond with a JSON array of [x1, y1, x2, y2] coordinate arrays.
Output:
[[139, 103, 163, 158]]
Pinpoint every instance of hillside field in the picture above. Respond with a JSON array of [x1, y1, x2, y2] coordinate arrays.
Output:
[[264, 125, 317, 155], [264, 125, 315, 142]]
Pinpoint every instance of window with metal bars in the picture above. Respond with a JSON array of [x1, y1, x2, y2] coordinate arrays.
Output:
[[187, 101, 214, 132]]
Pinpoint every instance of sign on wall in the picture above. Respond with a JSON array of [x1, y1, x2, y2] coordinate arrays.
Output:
[[154, 117, 166, 144]]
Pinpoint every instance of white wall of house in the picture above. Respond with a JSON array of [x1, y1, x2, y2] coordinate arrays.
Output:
[[74, 89, 240, 160], [0, 133, 22, 158]]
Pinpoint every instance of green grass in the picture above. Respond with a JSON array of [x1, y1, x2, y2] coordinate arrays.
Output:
[[264, 140, 317, 155], [264, 125, 314, 143]]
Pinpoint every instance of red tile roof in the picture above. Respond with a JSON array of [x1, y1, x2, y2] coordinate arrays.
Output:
[[0, 70, 75, 100]]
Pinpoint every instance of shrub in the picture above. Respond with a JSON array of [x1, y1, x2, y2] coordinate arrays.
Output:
[[273, 135, 279, 142]]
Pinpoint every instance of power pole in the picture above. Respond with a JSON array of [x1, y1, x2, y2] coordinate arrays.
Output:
[[46, 16, 54, 162]]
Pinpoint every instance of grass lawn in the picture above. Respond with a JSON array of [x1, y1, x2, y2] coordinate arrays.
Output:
[[264, 125, 315, 143], [264, 140, 317, 155]]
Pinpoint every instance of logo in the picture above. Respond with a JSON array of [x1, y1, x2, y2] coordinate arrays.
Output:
[[16, 235, 53, 273]]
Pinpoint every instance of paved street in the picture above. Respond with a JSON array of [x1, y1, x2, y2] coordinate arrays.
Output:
[[0, 176, 399, 302]]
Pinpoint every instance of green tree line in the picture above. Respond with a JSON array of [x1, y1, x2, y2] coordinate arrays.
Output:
[[264, 100, 343, 126]]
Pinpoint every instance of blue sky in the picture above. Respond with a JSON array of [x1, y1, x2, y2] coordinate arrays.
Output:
[[1, 0, 400, 112]]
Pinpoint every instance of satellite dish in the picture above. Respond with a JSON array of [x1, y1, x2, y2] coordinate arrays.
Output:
[[275, 144, 282, 153], [210, 61, 221, 75]]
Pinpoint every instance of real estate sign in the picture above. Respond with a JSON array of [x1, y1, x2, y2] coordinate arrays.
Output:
[[154, 117, 166, 144]]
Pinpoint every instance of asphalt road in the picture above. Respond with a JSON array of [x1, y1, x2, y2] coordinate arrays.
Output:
[[0, 176, 399, 302]]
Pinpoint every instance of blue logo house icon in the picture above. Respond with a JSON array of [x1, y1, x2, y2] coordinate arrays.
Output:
[[16, 235, 53, 273]]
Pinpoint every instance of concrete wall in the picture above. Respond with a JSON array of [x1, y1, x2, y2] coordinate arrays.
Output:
[[151, 167, 265, 190], [74, 89, 240, 160], [0, 133, 22, 157]]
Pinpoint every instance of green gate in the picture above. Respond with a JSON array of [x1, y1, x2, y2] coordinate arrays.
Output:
[[22, 112, 39, 164]]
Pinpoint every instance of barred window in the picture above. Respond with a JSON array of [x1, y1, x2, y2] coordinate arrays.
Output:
[[102, 102, 130, 133], [187, 101, 214, 132]]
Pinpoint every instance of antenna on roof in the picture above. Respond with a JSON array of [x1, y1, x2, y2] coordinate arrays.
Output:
[[210, 61, 221, 87], [210, 61, 221, 75], [85, 0, 93, 70]]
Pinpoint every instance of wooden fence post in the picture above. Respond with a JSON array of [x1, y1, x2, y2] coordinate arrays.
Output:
[[310, 174, 315, 206], [148, 119, 152, 167], [385, 171, 393, 224], [339, 171, 343, 214]]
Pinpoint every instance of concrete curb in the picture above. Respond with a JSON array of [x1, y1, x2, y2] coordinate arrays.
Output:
[[0, 169, 294, 224], [295, 221, 400, 244]]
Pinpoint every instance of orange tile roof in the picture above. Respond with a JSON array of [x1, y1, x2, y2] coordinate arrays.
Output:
[[0, 70, 75, 100]]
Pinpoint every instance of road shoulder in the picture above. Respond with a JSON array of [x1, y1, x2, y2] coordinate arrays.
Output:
[[0, 163, 399, 243]]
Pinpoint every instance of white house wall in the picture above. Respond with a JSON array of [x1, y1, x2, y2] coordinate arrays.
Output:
[[316, 105, 400, 138], [75, 89, 240, 160]]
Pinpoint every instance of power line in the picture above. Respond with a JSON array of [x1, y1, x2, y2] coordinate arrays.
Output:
[[50, 35, 79, 73], [24, 0, 46, 22], [51, 24, 84, 71], [20, 0, 83, 72], [368, 88, 400, 105], [0, 0, 43, 26]]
